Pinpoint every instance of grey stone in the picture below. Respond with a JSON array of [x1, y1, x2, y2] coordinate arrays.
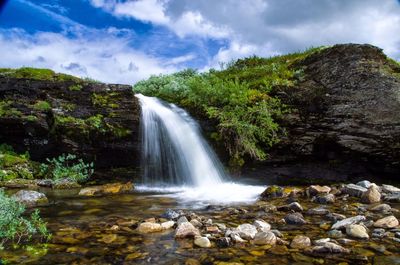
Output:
[[346, 224, 369, 239], [284, 212, 307, 225], [253, 231, 277, 245], [342, 184, 367, 197], [12, 190, 48, 207], [237, 223, 258, 240], [331, 215, 366, 230]]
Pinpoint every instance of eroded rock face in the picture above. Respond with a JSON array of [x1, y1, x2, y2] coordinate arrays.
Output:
[[0, 78, 140, 174], [243, 44, 400, 182]]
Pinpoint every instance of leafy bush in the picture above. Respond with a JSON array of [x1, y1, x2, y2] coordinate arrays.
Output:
[[40, 154, 94, 183], [133, 48, 329, 167], [0, 189, 50, 248], [68, 84, 82, 91], [0, 100, 23, 118]]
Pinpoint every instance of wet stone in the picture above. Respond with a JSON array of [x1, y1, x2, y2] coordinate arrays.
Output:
[[253, 220, 271, 232], [236, 224, 257, 240], [374, 215, 399, 228], [284, 212, 307, 225], [308, 185, 331, 196], [331, 215, 366, 230], [260, 185, 284, 199], [161, 209, 180, 220], [12, 190, 48, 207], [194, 236, 211, 248], [342, 184, 367, 197], [307, 207, 330, 215], [310, 242, 350, 254], [290, 235, 311, 249], [216, 237, 232, 248], [369, 203, 391, 212], [314, 194, 335, 204], [346, 224, 369, 239], [137, 222, 163, 233], [175, 222, 201, 238], [372, 228, 386, 238], [177, 216, 189, 225], [253, 231, 277, 245], [361, 185, 381, 204], [327, 229, 344, 238], [356, 180, 373, 189]]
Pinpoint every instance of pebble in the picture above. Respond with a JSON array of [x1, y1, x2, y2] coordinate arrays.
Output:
[[361, 185, 381, 204], [161, 221, 175, 230], [331, 215, 366, 230], [310, 242, 350, 254], [237, 224, 258, 240], [175, 222, 201, 238], [290, 235, 311, 249], [137, 222, 163, 233], [284, 213, 307, 225], [342, 184, 367, 197], [253, 231, 277, 245], [253, 220, 271, 232], [194, 236, 211, 248], [346, 224, 369, 239], [374, 215, 399, 228], [314, 194, 335, 204]]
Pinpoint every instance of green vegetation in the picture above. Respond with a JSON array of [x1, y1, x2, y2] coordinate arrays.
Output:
[[40, 154, 94, 184], [134, 47, 327, 166], [68, 84, 82, 91], [0, 144, 33, 181], [92, 92, 120, 108], [0, 100, 23, 118], [33, 100, 51, 112], [55, 114, 131, 138], [0, 67, 81, 83], [0, 189, 50, 248]]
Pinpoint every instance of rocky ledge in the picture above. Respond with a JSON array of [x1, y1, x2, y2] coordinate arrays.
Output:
[[0, 77, 140, 175]]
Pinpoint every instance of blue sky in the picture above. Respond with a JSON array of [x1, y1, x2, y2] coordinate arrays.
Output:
[[0, 0, 400, 84]]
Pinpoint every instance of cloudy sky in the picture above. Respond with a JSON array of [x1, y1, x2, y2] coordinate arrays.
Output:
[[0, 0, 400, 84]]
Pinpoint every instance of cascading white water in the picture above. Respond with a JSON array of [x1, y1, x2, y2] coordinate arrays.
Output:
[[137, 94, 225, 186], [136, 94, 265, 204]]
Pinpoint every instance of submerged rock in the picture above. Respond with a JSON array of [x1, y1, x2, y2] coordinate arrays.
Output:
[[290, 235, 311, 249], [78, 182, 133, 196], [314, 194, 335, 204], [307, 207, 330, 215], [137, 222, 162, 233], [253, 231, 277, 245], [161, 209, 180, 220], [346, 224, 369, 239], [12, 190, 48, 207], [310, 242, 350, 254], [215, 237, 232, 248], [175, 222, 201, 238], [374, 215, 399, 228]]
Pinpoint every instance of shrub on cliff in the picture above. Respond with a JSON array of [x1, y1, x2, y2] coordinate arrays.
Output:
[[0, 144, 34, 181], [0, 189, 50, 248]]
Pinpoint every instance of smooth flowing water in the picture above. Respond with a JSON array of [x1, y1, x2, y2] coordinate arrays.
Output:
[[136, 94, 265, 204]]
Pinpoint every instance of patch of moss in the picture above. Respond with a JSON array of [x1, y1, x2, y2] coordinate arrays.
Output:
[[54, 114, 129, 138], [0, 100, 23, 118], [25, 115, 38, 122], [33, 100, 51, 111], [92, 92, 120, 109], [69, 84, 83, 91], [0, 144, 33, 180], [60, 102, 76, 112]]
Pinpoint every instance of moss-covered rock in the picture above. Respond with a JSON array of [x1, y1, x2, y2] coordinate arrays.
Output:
[[0, 71, 140, 172]]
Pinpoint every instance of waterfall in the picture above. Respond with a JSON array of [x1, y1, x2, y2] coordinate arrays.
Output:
[[136, 94, 226, 187]]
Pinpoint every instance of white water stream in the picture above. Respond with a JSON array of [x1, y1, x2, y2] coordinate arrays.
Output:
[[135, 94, 265, 205]]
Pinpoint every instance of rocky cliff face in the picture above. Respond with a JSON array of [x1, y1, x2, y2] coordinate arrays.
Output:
[[246, 44, 400, 183], [0, 78, 140, 174]]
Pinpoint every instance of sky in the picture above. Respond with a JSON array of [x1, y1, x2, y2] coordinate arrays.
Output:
[[0, 0, 400, 84]]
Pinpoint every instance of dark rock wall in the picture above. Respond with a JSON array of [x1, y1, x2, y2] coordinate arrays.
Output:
[[245, 44, 400, 182], [0, 78, 141, 172]]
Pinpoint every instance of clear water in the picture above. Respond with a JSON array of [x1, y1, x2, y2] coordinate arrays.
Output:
[[136, 94, 265, 204]]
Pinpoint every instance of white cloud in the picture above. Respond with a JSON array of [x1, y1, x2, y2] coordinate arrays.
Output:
[[90, 0, 400, 63], [0, 28, 186, 84]]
